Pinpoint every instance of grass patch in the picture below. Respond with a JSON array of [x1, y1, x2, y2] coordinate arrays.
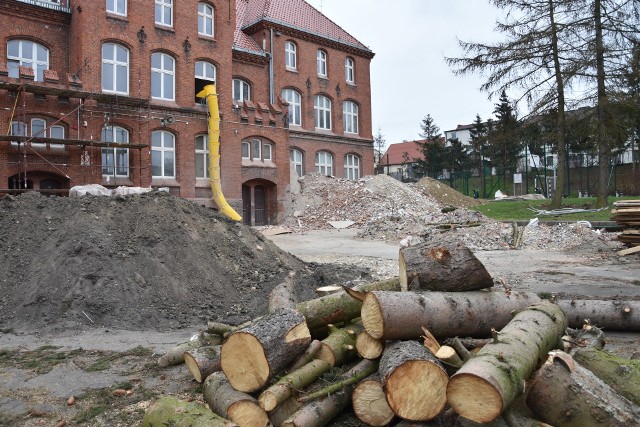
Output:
[[0, 347, 85, 374], [633, 280, 640, 286], [74, 405, 109, 423], [538, 292, 553, 300], [0, 328, 15, 334]]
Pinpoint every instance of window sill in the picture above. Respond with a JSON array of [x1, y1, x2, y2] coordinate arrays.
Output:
[[346, 82, 356, 87], [152, 178, 179, 186], [318, 75, 328, 80], [155, 25, 175, 34], [286, 67, 298, 73], [198, 34, 217, 43], [106, 13, 128, 22], [196, 178, 212, 187], [102, 176, 133, 186], [241, 160, 276, 168], [150, 99, 178, 108]]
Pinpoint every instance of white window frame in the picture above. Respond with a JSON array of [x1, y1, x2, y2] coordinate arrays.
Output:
[[242, 138, 272, 162], [7, 40, 49, 82], [155, 0, 173, 27], [233, 78, 251, 102], [290, 148, 303, 177], [285, 41, 297, 70], [30, 118, 47, 148], [195, 61, 216, 82], [317, 50, 327, 77], [151, 130, 175, 178], [50, 125, 65, 148], [151, 52, 175, 101], [195, 134, 210, 178], [10, 121, 27, 147], [281, 89, 301, 126], [315, 151, 333, 176], [102, 43, 129, 95], [343, 101, 359, 134], [345, 57, 354, 83], [344, 154, 360, 181], [101, 125, 130, 177], [263, 143, 272, 161], [314, 95, 332, 130], [106, 0, 127, 15], [198, 3, 214, 37]]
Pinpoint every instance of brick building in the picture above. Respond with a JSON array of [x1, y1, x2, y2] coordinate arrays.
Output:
[[0, 0, 375, 224]]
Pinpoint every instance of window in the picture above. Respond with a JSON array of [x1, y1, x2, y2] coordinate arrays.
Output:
[[285, 41, 297, 70], [314, 95, 331, 130], [317, 50, 327, 77], [7, 40, 49, 82], [344, 154, 360, 180], [195, 135, 209, 178], [107, 0, 126, 15], [31, 118, 46, 147], [345, 57, 354, 83], [343, 101, 359, 134], [151, 52, 175, 100], [151, 130, 175, 177], [10, 121, 27, 147], [242, 138, 272, 162], [155, 0, 173, 27], [233, 78, 251, 102], [281, 89, 301, 126], [102, 43, 129, 95], [290, 148, 303, 177], [50, 125, 64, 148], [101, 125, 129, 177], [195, 61, 216, 102], [315, 151, 333, 176], [198, 3, 214, 36]]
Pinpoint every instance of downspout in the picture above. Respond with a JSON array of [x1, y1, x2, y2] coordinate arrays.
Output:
[[269, 29, 275, 104]]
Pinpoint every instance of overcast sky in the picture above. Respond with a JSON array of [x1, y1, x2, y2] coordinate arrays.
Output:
[[307, 0, 504, 146]]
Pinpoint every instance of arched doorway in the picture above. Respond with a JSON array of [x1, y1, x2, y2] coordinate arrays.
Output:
[[8, 172, 69, 196], [241, 180, 276, 226]]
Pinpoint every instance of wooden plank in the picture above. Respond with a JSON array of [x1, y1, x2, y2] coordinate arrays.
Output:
[[618, 245, 640, 256]]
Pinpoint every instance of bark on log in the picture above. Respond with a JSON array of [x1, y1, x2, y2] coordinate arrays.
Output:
[[449, 338, 472, 362], [527, 351, 640, 426], [258, 359, 332, 412], [202, 372, 270, 427], [288, 339, 322, 371], [573, 347, 640, 405], [316, 322, 362, 367], [157, 332, 221, 367], [447, 302, 567, 424], [435, 345, 463, 368], [297, 359, 378, 403], [362, 290, 541, 340], [296, 278, 400, 330], [269, 272, 297, 313], [356, 331, 384, 360], [351, 374, 395, 426], [268, 397, 302, 427], [562, 322, 605, 354], [207, 321, 235, 336], [399, 242, 493, 292], [142, 396, 237, 427], [184, 345, 221, 383], [555, 299, 640, 331], [442, 337, 491, 352], [221, 308, 311, 393], [380, 340, 449, 421]]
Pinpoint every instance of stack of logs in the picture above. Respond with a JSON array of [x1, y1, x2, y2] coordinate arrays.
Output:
[[144, 242, 640, 427], [612, 200, 640, 256]]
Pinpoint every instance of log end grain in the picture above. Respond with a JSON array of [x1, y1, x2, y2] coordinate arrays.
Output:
[[258, 388, 280, 412], [447, 373, 503, 424], [316, 342, 337, 366], [352, 379, 395, 426], [356, 331, 384, 360], [285, 322, 311, 344], [220, 332, 269, 393], [227, 400, 269, 427], [184, 352, 204, 383], [361, 293, 385, 340]]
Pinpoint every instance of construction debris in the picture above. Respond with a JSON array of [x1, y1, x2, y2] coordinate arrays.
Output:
[[612, 200, 640, 254]]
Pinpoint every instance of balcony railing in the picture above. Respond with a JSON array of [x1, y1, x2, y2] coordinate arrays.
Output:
[[16, 0, 71, 13]]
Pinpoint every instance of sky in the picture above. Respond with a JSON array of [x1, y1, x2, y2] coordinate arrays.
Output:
[[306, 0, 504, 146]]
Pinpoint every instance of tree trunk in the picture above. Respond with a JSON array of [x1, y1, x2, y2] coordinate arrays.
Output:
[[157, 332, 221, 367], [356, 331, 384, 360], [573, 347, 640, 405], [399, 242, 493, 292], [380, 340, 449, 421], [447, 302, 567, 423], [296, 278, 400, 330], [202, 372, 270, 427], [555, 299, 640, 331], [362, 290, 541, 340], [269, 272, 297, 313], [351, 374, 395, 426], [527, 351, 640, 426], [184, 345, 221, 383], [142, 396, 237, 427], [268, 397, 302, 427], [221, 308, 311, 393], [594, 0, 610, 208], [258, 359, 332, 412], [316, 322, 362, 367]]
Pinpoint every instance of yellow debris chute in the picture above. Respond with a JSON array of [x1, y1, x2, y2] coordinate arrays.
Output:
[[196, 84, 242, 221]]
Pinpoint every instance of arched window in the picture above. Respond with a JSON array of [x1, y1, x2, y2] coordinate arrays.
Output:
[[155, 0, 173, 26], [343, 101, 359, 134], [281, 89, 302, 126], [316, 50, 327, 77], [233, 78, 251, 101], [314, 95, 332, 130], [102, 43, 129, 95], [290, 148, 303, 177], [10, 121, 27, 147], [7, 40, 49, 82], [151, 52, 175, 100], [241, 138, 273, 162], [195, 135, 209, 178], [195, 61, 216, 102], [344, 154, 360, 181], [315, 151, 333, 176], [30, 118, 46, 148], [151, 130, 175, 177], [101, 125, 130, 177], [198, 3, 214, 36], [285, 41, 297, 70], [345, 57, 355, 83]]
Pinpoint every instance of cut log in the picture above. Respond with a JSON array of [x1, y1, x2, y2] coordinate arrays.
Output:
[[362, 290, 541, 340], [315, 322, 362, 367], [142, 396, 237, 427], [380, 340, 449, 421], [288, 339, 322, 371], [573, 347, 640, 405], [399, 242, 493, 292], [297, 359, 378, 403], [268, 397, 302, 427], [449, 338, 472, 362], [447, 302, 567, 424], [356, 331, 384, 360], [562, 322, 605, 354], [221, 308, 311, 393], [435, 345, 463, 369], [268, 271, 297, 313], [443, 337, 491, 352], [527, 351, 640, 426], [207, 321, 235, 336], [554, 298, 640, 331], [157, 332, 221, 367], [184, 345, 221, 383], [258, 359, 332, 412], [296, 278, 400, 330], [351, 374, 395, 426], [202, 372, 270, 427]]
